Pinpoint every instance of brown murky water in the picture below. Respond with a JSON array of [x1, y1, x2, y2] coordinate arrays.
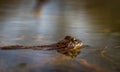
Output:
[[0, 0, 120, 72]]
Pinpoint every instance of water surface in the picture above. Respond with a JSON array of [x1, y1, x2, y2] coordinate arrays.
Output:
[[0, 0, 120, 72]]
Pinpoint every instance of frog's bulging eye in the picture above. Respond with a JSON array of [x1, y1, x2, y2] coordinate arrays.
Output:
[[72, 38, 77, 42], [74, 39, 78, 41]]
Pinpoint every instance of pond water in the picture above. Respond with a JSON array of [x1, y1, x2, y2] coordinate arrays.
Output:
[[0, 0, 120, 72]]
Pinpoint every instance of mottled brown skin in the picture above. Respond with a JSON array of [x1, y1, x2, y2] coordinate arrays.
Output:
[[0, 36, 83, 51]]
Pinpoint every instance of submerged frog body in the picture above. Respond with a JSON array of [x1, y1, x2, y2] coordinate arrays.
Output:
[[0, 36, 83, 58]]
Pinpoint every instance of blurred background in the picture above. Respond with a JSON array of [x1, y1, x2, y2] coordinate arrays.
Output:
[[0, 0, 120, 72]]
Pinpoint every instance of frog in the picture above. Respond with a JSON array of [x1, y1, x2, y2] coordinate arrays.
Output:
[[0, 36, 84, 58], [55, 36, 83, 58]]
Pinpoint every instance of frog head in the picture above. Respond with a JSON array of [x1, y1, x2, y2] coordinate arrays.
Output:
[[64, 36, 83, 49], [71, 37, 83, 49], [58, 36, 84, 58]]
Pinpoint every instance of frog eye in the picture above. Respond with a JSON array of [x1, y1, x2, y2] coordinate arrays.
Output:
[[72, 38, 77, 42], [74, 38, 77, 41]]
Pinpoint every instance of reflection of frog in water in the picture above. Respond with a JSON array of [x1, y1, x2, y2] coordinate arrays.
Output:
[[0, 36, 83, 58]]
